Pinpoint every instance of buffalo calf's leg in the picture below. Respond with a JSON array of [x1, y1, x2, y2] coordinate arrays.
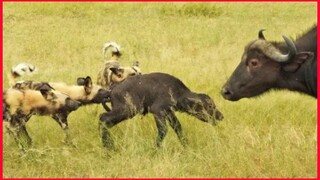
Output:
[[153, 114, 168, 148], [151, 104, 170, 148], [167, 112, 188, 146], [99, 110, 129, 149], [99, 121, 114, 149]]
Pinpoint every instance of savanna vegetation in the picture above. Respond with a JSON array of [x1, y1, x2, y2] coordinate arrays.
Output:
[[3, 2, 317, 178]]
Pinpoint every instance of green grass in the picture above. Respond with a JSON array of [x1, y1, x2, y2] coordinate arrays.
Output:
[[3, 2, 317, 178]]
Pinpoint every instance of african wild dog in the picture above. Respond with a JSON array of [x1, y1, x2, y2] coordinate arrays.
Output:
[[3, 82, 81, 149], [49, 76, 110, 105], [99, 73, 224, 149], [11, 76, 110, 144], [6, 64, 110, 148], [97, 41, 141, 90]]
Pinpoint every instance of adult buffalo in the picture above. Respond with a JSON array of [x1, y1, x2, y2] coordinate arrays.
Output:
[[221, 25, 317, 101]]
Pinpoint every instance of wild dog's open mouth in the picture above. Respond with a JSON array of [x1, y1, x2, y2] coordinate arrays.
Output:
[[103, 97, 111, 102]]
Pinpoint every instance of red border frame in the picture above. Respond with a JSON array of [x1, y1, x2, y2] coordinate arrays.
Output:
[[1, 1, 318, 179], [1, 0, 3, 179], [0, 0, 318, 2]]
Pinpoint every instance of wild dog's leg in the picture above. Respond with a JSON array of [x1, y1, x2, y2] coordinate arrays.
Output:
[[9, 113, 32, 150], [17, 124, 32, 149], [167, 111, 188, 146], [51, 113, 71, 144], [99, 109, 131, 149]]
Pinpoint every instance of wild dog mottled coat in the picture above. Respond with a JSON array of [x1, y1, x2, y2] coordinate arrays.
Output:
[[97, 41, 141, 89], [3, 83, 81, 149]]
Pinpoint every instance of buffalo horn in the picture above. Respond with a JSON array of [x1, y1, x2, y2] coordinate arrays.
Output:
[[252, 35, 297, 63], [272, 36, 297, 63]]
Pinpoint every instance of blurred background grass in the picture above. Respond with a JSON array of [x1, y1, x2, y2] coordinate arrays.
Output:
[[3, 2, 317, 178]]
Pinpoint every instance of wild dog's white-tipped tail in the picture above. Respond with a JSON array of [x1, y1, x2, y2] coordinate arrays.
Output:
[[9, 63, 37, 86], [103, 41, 121, 57], [11, 63, 37, 76]]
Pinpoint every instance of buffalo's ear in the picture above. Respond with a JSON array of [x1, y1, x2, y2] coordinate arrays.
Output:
[[77, 77, 86, 86], [283, 52, 314, 73], [84, 76, 93, 94]]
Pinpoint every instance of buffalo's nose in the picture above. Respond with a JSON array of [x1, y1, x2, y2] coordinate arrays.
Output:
[[221, 87, 233, 99]]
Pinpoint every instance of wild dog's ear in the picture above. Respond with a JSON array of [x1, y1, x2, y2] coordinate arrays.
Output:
[[282, 52, 314, 73], [110, 67, 124, 78], [77, 77, 86, 86], [84, 76, 93, 94], [132, 61, 139, 67], [35, 83, 55, 91], [131, 66, 142, 75], [38, 83, 55, 100]]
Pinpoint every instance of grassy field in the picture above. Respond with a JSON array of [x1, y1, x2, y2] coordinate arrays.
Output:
[[3, 2, 317, 178]]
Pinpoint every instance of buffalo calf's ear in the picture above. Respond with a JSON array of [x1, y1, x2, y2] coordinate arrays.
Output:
[[283, 52, 314, 73], [183, 97, 202, 109]]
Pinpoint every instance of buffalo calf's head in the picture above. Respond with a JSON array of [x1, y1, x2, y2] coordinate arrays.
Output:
[[182, 93, 223, 125]]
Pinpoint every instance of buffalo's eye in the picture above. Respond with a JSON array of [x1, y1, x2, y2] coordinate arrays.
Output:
[[248, 58, 259, 68]]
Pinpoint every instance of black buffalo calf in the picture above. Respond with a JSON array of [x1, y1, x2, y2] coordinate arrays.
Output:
[[99, 72, 223, 148]]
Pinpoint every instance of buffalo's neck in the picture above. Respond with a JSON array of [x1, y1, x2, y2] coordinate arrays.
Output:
[[176, 92, 195, 112], [295, 25, 317, 54], [278, 60, 316, 97]]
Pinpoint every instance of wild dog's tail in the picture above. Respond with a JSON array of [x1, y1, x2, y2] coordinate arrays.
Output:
[[9, 63, 37, 87], [103, 41, 122, 59]]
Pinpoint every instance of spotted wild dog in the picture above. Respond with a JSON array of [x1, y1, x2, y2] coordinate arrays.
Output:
[[97, 41, 141, 89], [10, 63, 111, 109], [8, 64, 111, 144], [3, 82, 81, 150]]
